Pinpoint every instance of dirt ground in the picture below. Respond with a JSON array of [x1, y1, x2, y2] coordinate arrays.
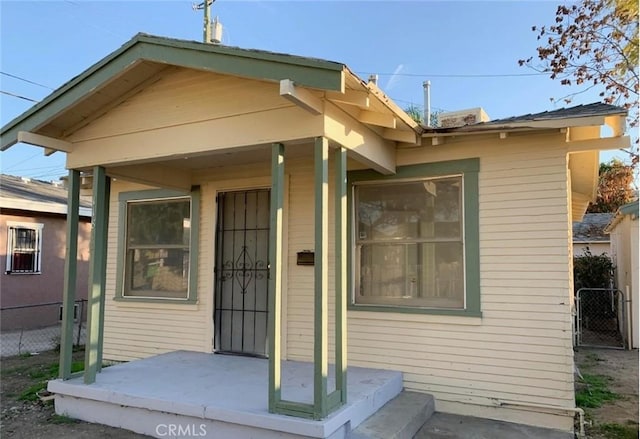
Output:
[[574, 347, 639, 438], [0, 349, 149, 439], [1, 347, 637, 438]]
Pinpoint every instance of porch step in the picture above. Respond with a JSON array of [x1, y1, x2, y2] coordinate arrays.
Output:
[[348, 391, 435, 439]]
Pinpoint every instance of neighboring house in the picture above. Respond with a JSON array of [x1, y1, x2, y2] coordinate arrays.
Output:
[[605, 201, 639, 348], [0, 33, 631, 436], [0, 174, 92, 330], [572, 212, 614, 256]]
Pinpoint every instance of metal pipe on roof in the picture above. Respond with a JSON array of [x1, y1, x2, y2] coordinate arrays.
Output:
[[423, 80, 431, 127]]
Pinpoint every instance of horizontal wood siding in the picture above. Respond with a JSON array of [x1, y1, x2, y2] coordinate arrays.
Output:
[[67, 69, 323, 169], [285, 132, 575, 429], [103, 180, 212, 361], [100, 129, 575, 429]]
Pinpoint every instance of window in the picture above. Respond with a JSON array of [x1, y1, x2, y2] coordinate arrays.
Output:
[[116, 188, 200, 302], [349, 159, 480, 316], [5, 222, 43, 274]]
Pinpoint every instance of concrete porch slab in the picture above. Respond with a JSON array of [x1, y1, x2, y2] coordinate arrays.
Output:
[[48, 350, 403, 439]]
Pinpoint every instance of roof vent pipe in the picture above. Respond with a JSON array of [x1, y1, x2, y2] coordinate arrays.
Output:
[[368, 74, 378, 85], [423, 80, 431, 127]]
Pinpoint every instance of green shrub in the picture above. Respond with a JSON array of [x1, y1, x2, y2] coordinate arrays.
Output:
[[574, 249, 615, 292]]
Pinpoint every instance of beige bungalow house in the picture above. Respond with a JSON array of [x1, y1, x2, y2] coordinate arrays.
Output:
[[0, 33, 630, 438]]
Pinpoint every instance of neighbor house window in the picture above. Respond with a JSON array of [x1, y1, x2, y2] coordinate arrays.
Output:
[[116, 188, 200, 302], [350, 159, 480, 316], [5, 222, 43, 274]]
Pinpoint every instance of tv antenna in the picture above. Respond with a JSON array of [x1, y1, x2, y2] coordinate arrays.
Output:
[[192, 0, 222, 44]]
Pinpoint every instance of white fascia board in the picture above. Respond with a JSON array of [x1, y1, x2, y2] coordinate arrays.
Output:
[[0, 197, 92, 217]]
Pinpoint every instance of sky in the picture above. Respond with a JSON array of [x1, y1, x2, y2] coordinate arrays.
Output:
[[0, 0, 635, 182]]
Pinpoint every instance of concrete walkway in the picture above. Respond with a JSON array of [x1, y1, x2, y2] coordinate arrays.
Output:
[[415, 412, 572, 439]]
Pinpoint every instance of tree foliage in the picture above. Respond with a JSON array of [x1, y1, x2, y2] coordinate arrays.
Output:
[[519, 0, 639, 162], [587, 158, 635, 213], [404, 105, 441, 127], [573, 248, 615, 291]]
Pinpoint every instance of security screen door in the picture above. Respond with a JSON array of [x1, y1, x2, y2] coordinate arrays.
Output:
[[214, 189, 270, 357]]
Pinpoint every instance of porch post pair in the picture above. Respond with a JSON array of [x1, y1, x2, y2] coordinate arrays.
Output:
[[59, 167, 110, 384], [268, 138, 347, 419]]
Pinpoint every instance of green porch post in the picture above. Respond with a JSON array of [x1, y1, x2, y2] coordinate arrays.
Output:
[[268, 143, 285, 412], [314, 137, 329, 419], [84, 166, 109, 384], [96, 176, 110, 371], [335, 146, 347, 405], [59, 169, 80, 380]]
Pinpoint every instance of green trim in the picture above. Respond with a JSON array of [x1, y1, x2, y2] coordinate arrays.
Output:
[[346, 304, 483, 317], [85, 166, 109, 384], [274, 400, 315, 419], [313, 137, 329, 419], [334, 147, 347, 405], [188, 186, 201, 303], [347, 158, 481, 317], [96, 175, 111, 371], [114, 187, 200, 303], [268, 143, 285, 413], [112, 296, 198, 304], [327, 389, 342, 412], [1, 34, 344, 150], [619, 201, 639, 216], [59, 170, 80, 380], [118, 188, 188, 202]]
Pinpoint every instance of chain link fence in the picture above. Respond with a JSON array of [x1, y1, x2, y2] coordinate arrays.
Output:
[[575, 288, 627, 349], [0, 300, 87, 357]]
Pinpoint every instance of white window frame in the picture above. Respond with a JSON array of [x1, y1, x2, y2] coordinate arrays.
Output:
[[5, 221, 44, 274]]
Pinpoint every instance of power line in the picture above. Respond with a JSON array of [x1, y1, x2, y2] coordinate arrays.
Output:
[[2, 152, 43, 172], [0, 90, 38, 102], [4, 164, 65, 173], [1, 72, 54, 90], [356, 71, 549, 78]]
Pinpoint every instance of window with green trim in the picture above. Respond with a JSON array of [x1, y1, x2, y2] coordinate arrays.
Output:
[[117, 188, 199, 302], [349, 159, 480, 315]]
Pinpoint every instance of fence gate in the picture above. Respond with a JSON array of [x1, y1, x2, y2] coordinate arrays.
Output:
[[575, 288, 627, 349]]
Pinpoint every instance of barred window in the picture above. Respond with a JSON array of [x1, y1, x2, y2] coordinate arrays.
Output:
[[6, 223, 43, 274]]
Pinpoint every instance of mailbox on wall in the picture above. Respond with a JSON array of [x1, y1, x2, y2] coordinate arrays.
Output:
[[296, 251, 314, 266]]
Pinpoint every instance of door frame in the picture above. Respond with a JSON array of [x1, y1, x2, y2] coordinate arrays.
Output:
[[208, 176, 289, 359]]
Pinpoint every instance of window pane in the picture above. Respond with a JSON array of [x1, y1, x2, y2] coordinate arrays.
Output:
[[9, 227, 38, 273], [358, 241, 464, 309], [12, 252, 35, 272], [15, 228, 36, 250], [125, 248, 189, 298], [356, 177, 461, 241], [127, 199, 190, 246]]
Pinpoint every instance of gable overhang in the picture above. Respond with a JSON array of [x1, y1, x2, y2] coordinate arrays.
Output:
[[0, 33, 347, 152], [420, 109, 628, 148], [419, 105, 630, 222], [1, 33, 425, 177]]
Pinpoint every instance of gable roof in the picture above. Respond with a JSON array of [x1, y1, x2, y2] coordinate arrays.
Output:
[[0, 174, 92, 217], [0, 33, 349, 151], [572, 212, 615, 243], [605, 200, 639, 232]]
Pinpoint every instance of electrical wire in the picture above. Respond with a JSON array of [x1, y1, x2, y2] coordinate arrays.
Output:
[[356, 71, 550, 78], [0, 72, 54, 90], [2, 152, 43, 172], [0, 90, 38, 102]]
